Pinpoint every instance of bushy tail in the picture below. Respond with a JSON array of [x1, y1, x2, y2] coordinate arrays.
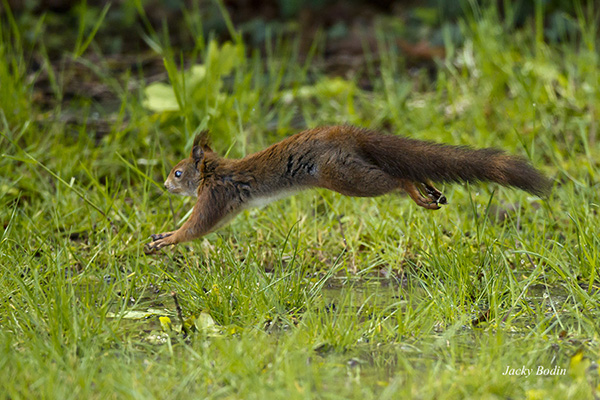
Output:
[[359, 132, 551, 197]]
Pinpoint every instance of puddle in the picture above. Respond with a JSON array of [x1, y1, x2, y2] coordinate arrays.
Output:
[[103, 273, 595, 354]]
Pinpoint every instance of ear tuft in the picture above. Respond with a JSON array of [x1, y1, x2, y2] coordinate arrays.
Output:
[[192, 130, 210, 149]]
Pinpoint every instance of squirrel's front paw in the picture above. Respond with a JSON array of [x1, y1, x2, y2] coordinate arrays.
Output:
[[144, 232, 176, 253]]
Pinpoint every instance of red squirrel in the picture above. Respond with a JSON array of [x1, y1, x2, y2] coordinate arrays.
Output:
[[146, 126, 550, 252]]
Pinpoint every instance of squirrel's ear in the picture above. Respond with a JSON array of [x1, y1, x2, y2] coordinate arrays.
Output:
[[191, 130, 211, 161], [191, 144, 204, 163]]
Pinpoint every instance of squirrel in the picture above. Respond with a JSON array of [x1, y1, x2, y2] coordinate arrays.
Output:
[[146, 125, 550, 252]]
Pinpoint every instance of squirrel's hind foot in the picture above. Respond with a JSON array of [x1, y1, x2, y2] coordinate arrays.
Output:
[[400, 180, 446, 210], [422, 181, 447, 206]]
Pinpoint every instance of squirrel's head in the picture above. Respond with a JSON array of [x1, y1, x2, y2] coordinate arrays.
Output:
[[164, 131, 214, 197]]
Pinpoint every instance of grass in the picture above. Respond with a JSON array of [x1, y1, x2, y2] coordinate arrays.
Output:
[[1, 3, 600, 399]]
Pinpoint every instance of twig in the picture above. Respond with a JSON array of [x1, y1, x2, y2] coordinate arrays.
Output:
[[171, 291, 188, 338]]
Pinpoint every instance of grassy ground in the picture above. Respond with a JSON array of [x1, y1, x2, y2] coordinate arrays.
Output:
[[2, 3, 600, 399]]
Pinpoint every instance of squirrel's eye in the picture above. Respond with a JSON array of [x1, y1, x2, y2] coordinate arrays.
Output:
[[174, 170, 182, 178]]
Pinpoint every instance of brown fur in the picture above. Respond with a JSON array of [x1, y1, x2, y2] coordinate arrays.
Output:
[[146, 126, 550, 251]]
